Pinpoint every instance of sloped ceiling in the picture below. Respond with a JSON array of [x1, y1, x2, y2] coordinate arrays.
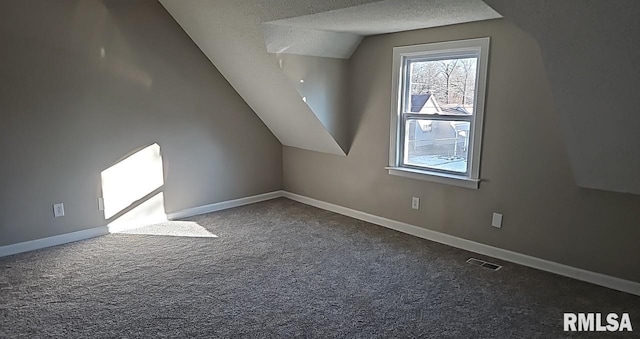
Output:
[[160, 0, 640, 195], [484, 0, 640, 195], [158, 0, 500, 155], [158, 0, 368, 156]]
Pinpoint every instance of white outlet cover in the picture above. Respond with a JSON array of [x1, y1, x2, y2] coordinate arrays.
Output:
[[53, 203, 65, 217], [412, 197, 420, 210], [492, 213, 503, 228]]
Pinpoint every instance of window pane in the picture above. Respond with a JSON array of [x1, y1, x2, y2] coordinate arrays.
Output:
[[404, 119, 470, 173], [406, 57, 477, 116]]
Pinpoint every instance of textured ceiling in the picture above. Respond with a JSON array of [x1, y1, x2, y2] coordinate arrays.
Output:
[[264, 0, 501, 58], [267, 0, 501, 36], [159, 0, 500, 155], [262, 23, 363, 59]]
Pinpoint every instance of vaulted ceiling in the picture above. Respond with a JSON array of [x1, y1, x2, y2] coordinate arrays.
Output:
[[158, 0, 500, 155], [159, 0, 640, 195]]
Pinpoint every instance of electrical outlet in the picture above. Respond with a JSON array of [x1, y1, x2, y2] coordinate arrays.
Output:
[[412, 197, 420, 210], [98, 197, 105, 211], [492, 213, 503, 228], [53, 203, 65, 217]]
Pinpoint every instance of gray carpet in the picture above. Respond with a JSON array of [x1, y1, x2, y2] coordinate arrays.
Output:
[[1, 198, 638, 338]]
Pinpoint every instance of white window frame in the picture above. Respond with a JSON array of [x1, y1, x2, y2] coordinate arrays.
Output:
[[387, 37, 490, 189]]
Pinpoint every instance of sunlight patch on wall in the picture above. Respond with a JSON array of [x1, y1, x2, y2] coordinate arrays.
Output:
[[101, 143, 167, 232], [106, 192, 167, 233]]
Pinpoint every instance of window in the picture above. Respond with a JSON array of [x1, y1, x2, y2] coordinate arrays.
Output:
[[387, 38, 490, 189]]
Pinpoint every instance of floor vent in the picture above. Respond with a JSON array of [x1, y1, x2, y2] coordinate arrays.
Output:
[[466, 257, 502, 271]]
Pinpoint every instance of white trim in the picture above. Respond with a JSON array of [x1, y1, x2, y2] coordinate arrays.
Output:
[[0, 226, 108, 258], [389, 37, 490, 185], [386, 167, 480, 189], [0, 191, 285, 258], [167, 190, 284, 220], [4, 190, 637, 296], [282, 191, 640, 296]]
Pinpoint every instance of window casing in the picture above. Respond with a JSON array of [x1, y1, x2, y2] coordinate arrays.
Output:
[[388, 38, 490, 189]]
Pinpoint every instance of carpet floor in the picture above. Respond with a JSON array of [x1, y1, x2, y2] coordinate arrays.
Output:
[[1, 198, 638, 338]]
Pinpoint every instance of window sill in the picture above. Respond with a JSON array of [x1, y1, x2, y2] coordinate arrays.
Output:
[[385, 167, 480, 189]]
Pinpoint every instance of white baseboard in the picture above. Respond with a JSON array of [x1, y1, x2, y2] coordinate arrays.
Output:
[[4, 190, 637, 296], [282, 191, 640, 296], [0, 226, 108, 258], [0, 190, 285, 258], [166, 190, 284, 220]]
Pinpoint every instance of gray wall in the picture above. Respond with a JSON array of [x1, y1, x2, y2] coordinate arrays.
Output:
[[485, 0, 640, 195], [279, 54, 350, 151], [0, 0, 282, 246], [283, 19, 640, 283]]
